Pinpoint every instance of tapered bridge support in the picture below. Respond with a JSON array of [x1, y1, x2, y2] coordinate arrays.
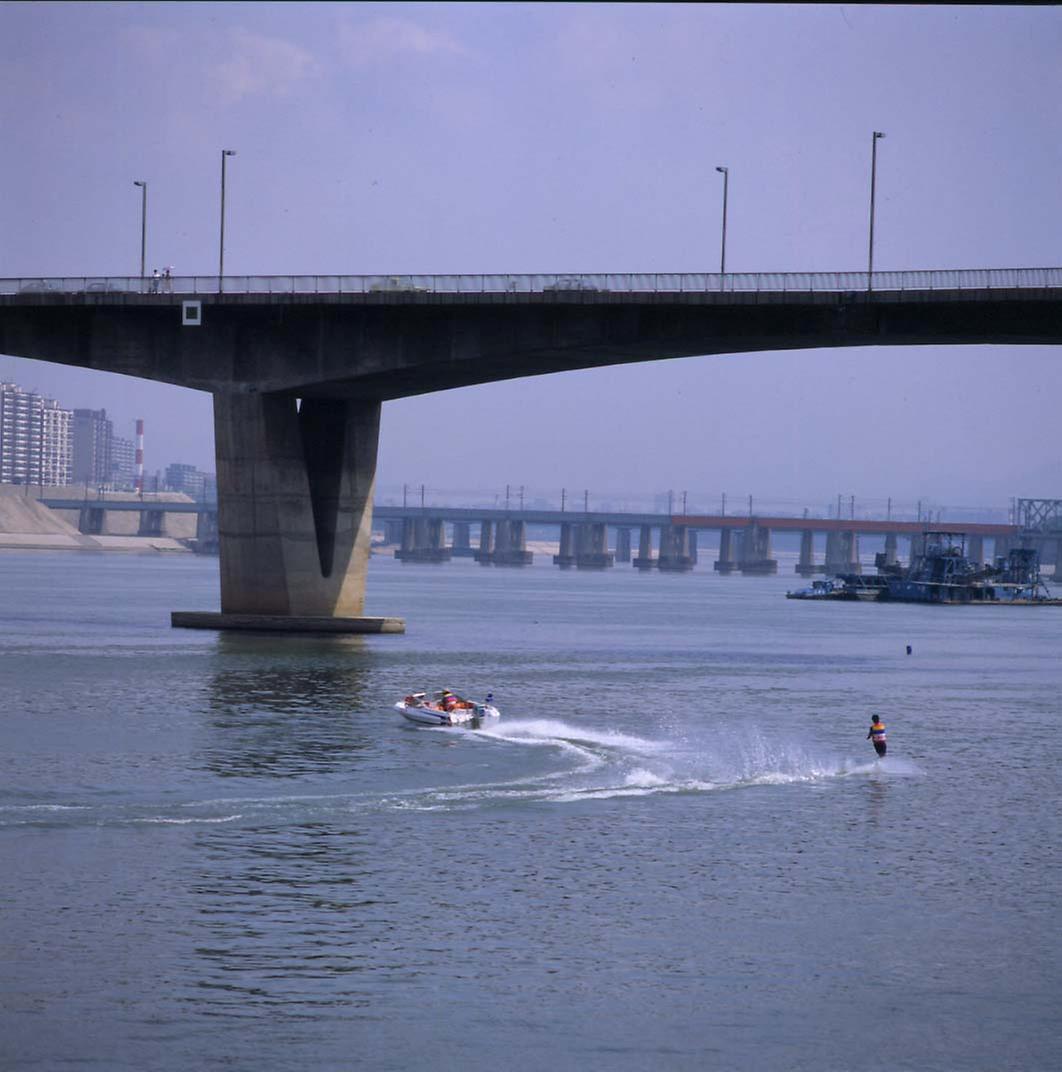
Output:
[[172, 391, 404, 634]]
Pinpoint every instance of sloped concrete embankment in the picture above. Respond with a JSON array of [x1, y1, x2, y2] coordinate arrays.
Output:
[[0, 486, 192, 553]]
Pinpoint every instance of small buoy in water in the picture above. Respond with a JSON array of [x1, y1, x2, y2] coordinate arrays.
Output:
[[906, 644, 912, 655]]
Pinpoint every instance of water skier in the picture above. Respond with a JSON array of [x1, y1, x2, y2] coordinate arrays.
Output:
[[867, 716, 887, 759]]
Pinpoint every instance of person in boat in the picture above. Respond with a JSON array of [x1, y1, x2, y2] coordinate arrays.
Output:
[[440, 690, 458, 712], [866, 716, 887, 759]]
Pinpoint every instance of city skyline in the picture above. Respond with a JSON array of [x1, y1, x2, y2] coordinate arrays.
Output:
[[2, 3, 1060, 503]]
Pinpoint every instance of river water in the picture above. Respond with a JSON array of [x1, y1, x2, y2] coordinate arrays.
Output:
[[0, 550, 1058, 1070]]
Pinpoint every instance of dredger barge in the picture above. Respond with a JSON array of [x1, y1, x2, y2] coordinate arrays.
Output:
[[787, 532, 1062, 605]]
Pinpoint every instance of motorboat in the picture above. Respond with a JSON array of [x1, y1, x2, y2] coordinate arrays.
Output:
[[394, 690, 500, 727]]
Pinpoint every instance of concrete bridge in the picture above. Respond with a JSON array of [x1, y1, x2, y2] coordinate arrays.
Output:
[[5, 267, 1061, 630], [37, 495, 1037, 578], [372, 506, 1028, 576]]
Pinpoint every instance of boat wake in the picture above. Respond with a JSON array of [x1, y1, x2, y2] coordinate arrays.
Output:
[[387, 717, 921, 809], [0, 722, 924, 829]]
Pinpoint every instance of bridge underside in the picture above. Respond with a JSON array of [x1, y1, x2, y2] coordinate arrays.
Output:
[[2, 289, 1061, 400], [2, 287, 1060, 627]]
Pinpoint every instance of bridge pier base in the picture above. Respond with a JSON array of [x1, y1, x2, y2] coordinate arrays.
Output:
[[658, 524, 694, 571], [714, 527, 736, 573], [173, 391, 404, 633], [738, 522, 777, 575], [576, 522, 614, 569], [615, 527, 632, 563], [633, 524, 655, 569], [475, 520, 494, 564], [492, 518, 533, 566], [554, 521, 575, 568], [795, 529, 817, 576], [451, 521, 474, 557], [825, 530, 861, 575]]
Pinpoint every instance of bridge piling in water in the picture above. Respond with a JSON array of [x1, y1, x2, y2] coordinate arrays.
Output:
[[714, 527, 736, 574], [737, 522, 777, 575], [633, 524, 655, 570], [186, 391, 403, 632], [795, 529, 817, 576]]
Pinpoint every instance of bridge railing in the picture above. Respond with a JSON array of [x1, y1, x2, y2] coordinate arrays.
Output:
[[4, 267, 1062, 297]]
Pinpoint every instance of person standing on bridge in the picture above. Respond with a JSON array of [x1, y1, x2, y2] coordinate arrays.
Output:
[[150, 268, 160, 294]]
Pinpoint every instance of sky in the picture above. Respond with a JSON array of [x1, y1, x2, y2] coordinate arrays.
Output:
[[1, 2, 1060, 514]]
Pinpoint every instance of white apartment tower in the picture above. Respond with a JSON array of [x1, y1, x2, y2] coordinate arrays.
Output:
[[0, 381, 73, 487]]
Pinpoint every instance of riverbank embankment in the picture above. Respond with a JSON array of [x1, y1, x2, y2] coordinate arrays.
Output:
[[0, 486, 197, 553]]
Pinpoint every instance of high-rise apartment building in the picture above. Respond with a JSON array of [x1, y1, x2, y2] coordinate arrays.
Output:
[[0, 381, 73, 486], [72, 408, 114, 486], [110, 434, 137, 489], [164, 462, 216, 500]]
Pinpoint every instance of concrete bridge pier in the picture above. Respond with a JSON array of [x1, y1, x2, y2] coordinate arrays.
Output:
[[138, 510, 165, 537], [451, 521, 474, 557], [195, 509, 219, 555], [688, 530, 698, 565], [554, 521, 575, 568], [173, 392, 403, 633], [615, 527, 632, 563], [633, 524, 655, 569], [714, 527, 736, 573], [493, 518, 532, 566], [738, 522, 777, 575], [383, 518, 404, 545], [395, 515, 450, 562], [883, 532, 898, 566], [576, 522, 614, 569], [795, 529, 817, 576], [475, 520, 494, 564], [78, 505, 105, 535], [909, 533, 926, 563], [658, 525, 694, 571], [398, 518, 415, 557], [825, 530, 861, 575]]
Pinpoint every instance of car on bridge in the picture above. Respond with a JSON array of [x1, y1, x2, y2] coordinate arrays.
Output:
[[368, 276, 430, 294], [541, 276, 607, 294]]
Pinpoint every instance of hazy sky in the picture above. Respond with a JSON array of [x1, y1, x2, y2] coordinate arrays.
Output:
[[2, 2, 1059, 511]]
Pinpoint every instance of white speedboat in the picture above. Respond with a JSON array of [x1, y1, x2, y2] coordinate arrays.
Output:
[[394, 690, 500, 727]]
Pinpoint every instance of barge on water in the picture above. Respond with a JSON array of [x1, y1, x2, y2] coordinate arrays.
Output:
[[787, 532, 1062, 605]]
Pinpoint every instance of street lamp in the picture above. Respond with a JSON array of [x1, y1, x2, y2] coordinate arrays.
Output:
[[715, 166, 729, 278], [133, 180, 147, 280], [867, 131, 885, 290], [219, 149, 237, 290]]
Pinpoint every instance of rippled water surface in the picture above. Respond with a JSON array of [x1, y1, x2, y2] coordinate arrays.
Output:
[[1, 551, 1058, 1070]]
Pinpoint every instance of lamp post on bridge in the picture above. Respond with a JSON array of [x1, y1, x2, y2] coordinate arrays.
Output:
[[867, 131, 885, 291], [133, 180, 147, 281], [219, 149, 237, 292], [715, 166, 729, 281]]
